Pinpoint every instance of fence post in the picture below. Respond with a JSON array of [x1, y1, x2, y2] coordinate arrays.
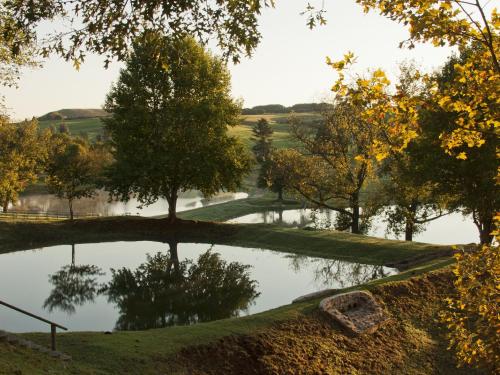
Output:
[[51, 324, 56, 351]]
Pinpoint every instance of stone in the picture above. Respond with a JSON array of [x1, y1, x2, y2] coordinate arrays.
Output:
[[319, 290, 390, 335]]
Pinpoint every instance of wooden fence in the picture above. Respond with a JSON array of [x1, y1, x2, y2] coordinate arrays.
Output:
[[0, 210, 102, 220]]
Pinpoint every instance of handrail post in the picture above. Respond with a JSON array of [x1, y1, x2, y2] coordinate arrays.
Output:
[[51, 324, 56, 351]]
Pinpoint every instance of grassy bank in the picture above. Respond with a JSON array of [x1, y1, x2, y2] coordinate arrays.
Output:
[[176, 197, 303, 222], [0, 217, 449, 265]]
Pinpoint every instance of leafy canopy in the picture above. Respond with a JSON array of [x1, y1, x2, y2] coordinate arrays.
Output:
[[4, 0, 275, 66], [0, 116, 48, 211], [104, 33, 252, 219]]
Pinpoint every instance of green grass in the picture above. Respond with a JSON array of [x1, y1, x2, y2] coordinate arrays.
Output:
[[38, 117, 105, 140], [177, 197, 303, 221], [37, 112, 320, 148]]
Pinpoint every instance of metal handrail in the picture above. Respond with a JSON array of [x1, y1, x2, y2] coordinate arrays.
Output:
[[0, 299, 67, 351]]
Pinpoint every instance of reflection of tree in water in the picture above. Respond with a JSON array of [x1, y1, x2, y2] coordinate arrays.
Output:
[[103, 243, 260, 331], [287, 254, 391, 289], [44, 244, 105, 314]]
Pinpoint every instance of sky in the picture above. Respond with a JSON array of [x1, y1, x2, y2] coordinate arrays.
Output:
[[1, 0, 454, 120]]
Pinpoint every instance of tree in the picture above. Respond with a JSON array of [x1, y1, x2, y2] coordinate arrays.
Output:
[[45, 135, 104, 219], [263, 152, 287, 202], [379, 153, 450, 241], [0, 116, 48, 212], [440, 245, 500, 372], [104, 33, 252, 222], [273, 102, 382, 234], [410, 49, 499, 245], [0, 4, 38, 87], [4, 0, 273, 66], [251, 118, 273, 162], [58, 123, 69, 134], [377, 63, 452, 242]]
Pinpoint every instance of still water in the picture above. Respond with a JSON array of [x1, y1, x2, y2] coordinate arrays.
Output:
[[228, 209, 478, 245], [10, 191, 248, 217], [0, 242, 395, 332]]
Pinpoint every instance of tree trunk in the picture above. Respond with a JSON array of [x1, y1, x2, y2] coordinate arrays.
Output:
[[166, 189, 178, 223], [478, 219, 493, 245], [351, 192, 360, 234], [2, 192, 10, 213], [277, 188, 283, 202], [405, 203, 418, 242], [473, 210, 494, 245], [68, 199, 74, 220], [71, 244, 75, 266]]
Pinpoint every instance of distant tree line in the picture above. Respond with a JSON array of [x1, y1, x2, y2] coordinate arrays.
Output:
[[242, 103, 331, 115]]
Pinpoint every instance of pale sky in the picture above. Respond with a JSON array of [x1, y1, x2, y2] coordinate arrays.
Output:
[[2, 0, 454, 120]]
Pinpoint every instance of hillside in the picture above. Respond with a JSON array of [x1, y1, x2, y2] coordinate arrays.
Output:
[[38, 108, 108, 121], [37, 108, 321, 145]]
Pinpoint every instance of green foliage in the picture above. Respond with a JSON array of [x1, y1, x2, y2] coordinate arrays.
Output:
[[440, 245, 500, 371], [0, 4, 39, 87], [45, 135, 108, 219], [0, 116, 48, 211], [242, 103, 329, 115], [104, 33, 252, 221], [38, 117, 105, 141], [379, 148, 451, 241], [251, 118, 274, 162], [4, 0, 272, 65], [413, 50, 499, 245], [273, 102, 383, 233]]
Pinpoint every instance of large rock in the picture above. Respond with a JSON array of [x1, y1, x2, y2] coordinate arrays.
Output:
[[319, 290, 390, 335]]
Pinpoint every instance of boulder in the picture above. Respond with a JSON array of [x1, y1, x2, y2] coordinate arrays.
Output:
[[319, 290, 390, 335]]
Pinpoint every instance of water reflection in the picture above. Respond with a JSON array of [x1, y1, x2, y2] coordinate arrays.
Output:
[[103, 243, 260, 330], [44, 245, 105, 314], [230, 208, 477, 245], [230, 209, 331, 228], [44, 243, 260, 330], [0, 242, 397, 332], [11, 190, 248, 217], [287, 255, 390, 289]]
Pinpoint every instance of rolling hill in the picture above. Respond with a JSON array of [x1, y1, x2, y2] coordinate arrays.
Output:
[[38, 108, 109, 121]]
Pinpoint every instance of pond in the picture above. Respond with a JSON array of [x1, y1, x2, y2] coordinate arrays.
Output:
[[0, 242, 396, 332], [10, 191, 248, 217], [228, 209, 478, 245]]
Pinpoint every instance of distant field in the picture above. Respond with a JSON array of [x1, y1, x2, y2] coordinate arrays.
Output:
[[38, 117, 105, 140], [39, 112, 321, 148]]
